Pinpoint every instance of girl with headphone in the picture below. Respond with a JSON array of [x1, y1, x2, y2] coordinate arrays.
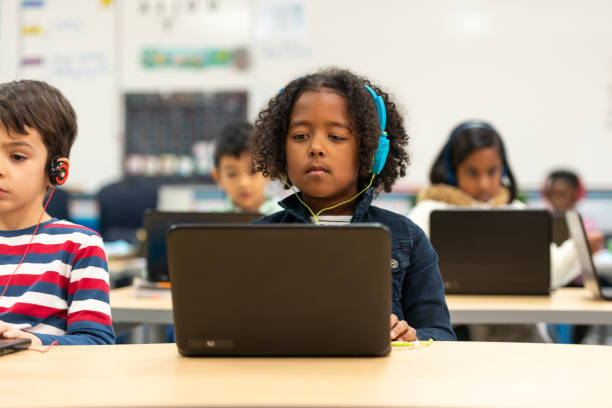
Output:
[[251, 68, 455, 342], [409, 120, 584, 342]]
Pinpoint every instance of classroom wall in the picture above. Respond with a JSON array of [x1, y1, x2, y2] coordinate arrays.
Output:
[[0, 0, 19, 81], [2, 0, 612, 192]]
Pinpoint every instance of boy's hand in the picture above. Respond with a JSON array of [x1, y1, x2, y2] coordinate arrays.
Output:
[[0, 321, 42, 346], [390, 313, 417, 341]]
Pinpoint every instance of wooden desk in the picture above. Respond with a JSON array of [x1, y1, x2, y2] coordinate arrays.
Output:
[[446, 287, 612, 324], [110, 285, 172, 324], [111, 286, 612, 326], [3, 341, 611, 408]]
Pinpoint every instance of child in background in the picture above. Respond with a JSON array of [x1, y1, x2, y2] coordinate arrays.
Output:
[[250, 68, 455, 341], [542, 172, 607, 344], [409, 120, 589, 290], [543, 170, 585, 212], [211, 121, 281, 215], [0, 80, 114, 345], [542, 170, 603, 250], [408, 120, 596, 342]]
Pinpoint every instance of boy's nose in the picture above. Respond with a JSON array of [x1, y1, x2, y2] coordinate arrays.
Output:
[[239, 174, 250, 187]]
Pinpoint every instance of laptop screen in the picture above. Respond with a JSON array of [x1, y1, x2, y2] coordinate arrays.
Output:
[[143, 210, 261, 282]]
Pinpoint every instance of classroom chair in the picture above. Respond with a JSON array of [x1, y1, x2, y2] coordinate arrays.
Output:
[[96, 177, 158, 243]]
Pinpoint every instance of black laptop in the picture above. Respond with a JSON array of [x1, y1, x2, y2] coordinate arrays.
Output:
[[565, 211, 612, 300], [552, 211, 570, 246], [166, 224, 392, 357], [430, 209, 551, 295], [143, 210, 261, 282]]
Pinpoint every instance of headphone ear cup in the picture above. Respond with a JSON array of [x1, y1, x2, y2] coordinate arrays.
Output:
[[443, 143, 456, 186], [370, 134, 389, 175], [55, 163, 68, 185], [49, 159, 68, 186], [576, 179, 587, 200], [446, 170, 457, 186]]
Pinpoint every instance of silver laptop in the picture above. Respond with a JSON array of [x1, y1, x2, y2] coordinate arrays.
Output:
[[167, 224, 392, 357], [565, 210, 612, 300]]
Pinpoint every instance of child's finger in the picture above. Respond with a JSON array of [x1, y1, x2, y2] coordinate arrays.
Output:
[[0, 321, 11, 334], [390, 313, 398, 327], [396, 326, 417, 342], [391, 320, 409, 339], [2, 329, 24, 339]]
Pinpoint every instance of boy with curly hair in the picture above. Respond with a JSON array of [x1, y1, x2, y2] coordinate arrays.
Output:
[[251, 68, 454, 341]]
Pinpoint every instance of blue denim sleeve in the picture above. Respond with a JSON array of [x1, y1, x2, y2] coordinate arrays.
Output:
[[401, 225, 456, 341]]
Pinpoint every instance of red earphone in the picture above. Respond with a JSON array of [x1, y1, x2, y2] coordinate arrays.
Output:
[[49, 157, 68, 186]]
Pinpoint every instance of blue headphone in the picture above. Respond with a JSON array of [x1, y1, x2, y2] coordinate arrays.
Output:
[[364, 85, 389, 175], [443, 120, 508, 186], [279, 80, 390, 176]]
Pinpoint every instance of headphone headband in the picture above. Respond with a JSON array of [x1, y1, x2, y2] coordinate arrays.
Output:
[[448, 121, 495, 141]]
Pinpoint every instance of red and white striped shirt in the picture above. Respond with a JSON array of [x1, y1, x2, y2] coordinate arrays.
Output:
[[0, 219, 114, 345]]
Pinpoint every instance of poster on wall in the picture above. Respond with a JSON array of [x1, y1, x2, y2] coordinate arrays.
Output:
[[121, 0, 252, 80], [255, 1, 311, 59], [141, 46, 249, 70]]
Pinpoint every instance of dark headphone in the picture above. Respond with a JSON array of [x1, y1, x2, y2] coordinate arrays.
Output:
[[443, 120, 509, 186], [49, 156, 69, 186]]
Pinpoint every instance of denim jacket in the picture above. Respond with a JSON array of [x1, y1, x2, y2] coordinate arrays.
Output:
[[254, 188, 456, 341]]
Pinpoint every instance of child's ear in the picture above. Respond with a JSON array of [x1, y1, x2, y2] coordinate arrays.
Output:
[[211, 167, 220, 184]]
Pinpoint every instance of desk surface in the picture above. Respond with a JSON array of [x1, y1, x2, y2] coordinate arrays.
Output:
[[110, 286, 612, 325], [446, 287, 612, 324], [4, 341, 612, 408], [110, 285, 172, 324]]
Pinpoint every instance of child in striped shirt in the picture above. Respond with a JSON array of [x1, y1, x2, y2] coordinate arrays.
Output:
[[0, 80, 114, 345]]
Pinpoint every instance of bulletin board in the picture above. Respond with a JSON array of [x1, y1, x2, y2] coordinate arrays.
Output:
[[123, 90, 247, 182]]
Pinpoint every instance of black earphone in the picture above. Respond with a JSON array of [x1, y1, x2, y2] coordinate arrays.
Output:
[[48, 156, 68, 186]]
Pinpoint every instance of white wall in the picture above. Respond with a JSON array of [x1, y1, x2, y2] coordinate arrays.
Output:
[[0, 0, 19, 82], [249, 0, 612, 189], [3, 0, 612, 191]]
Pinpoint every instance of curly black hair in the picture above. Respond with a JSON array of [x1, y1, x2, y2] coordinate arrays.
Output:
[[251, 68, 409, 193]]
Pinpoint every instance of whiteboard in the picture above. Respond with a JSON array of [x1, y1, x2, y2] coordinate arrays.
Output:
[[3, 0, 612, 191], [249, 0, 612, 189]]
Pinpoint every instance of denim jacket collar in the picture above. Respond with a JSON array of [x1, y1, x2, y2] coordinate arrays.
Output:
[[278, 188, 375, 223]]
